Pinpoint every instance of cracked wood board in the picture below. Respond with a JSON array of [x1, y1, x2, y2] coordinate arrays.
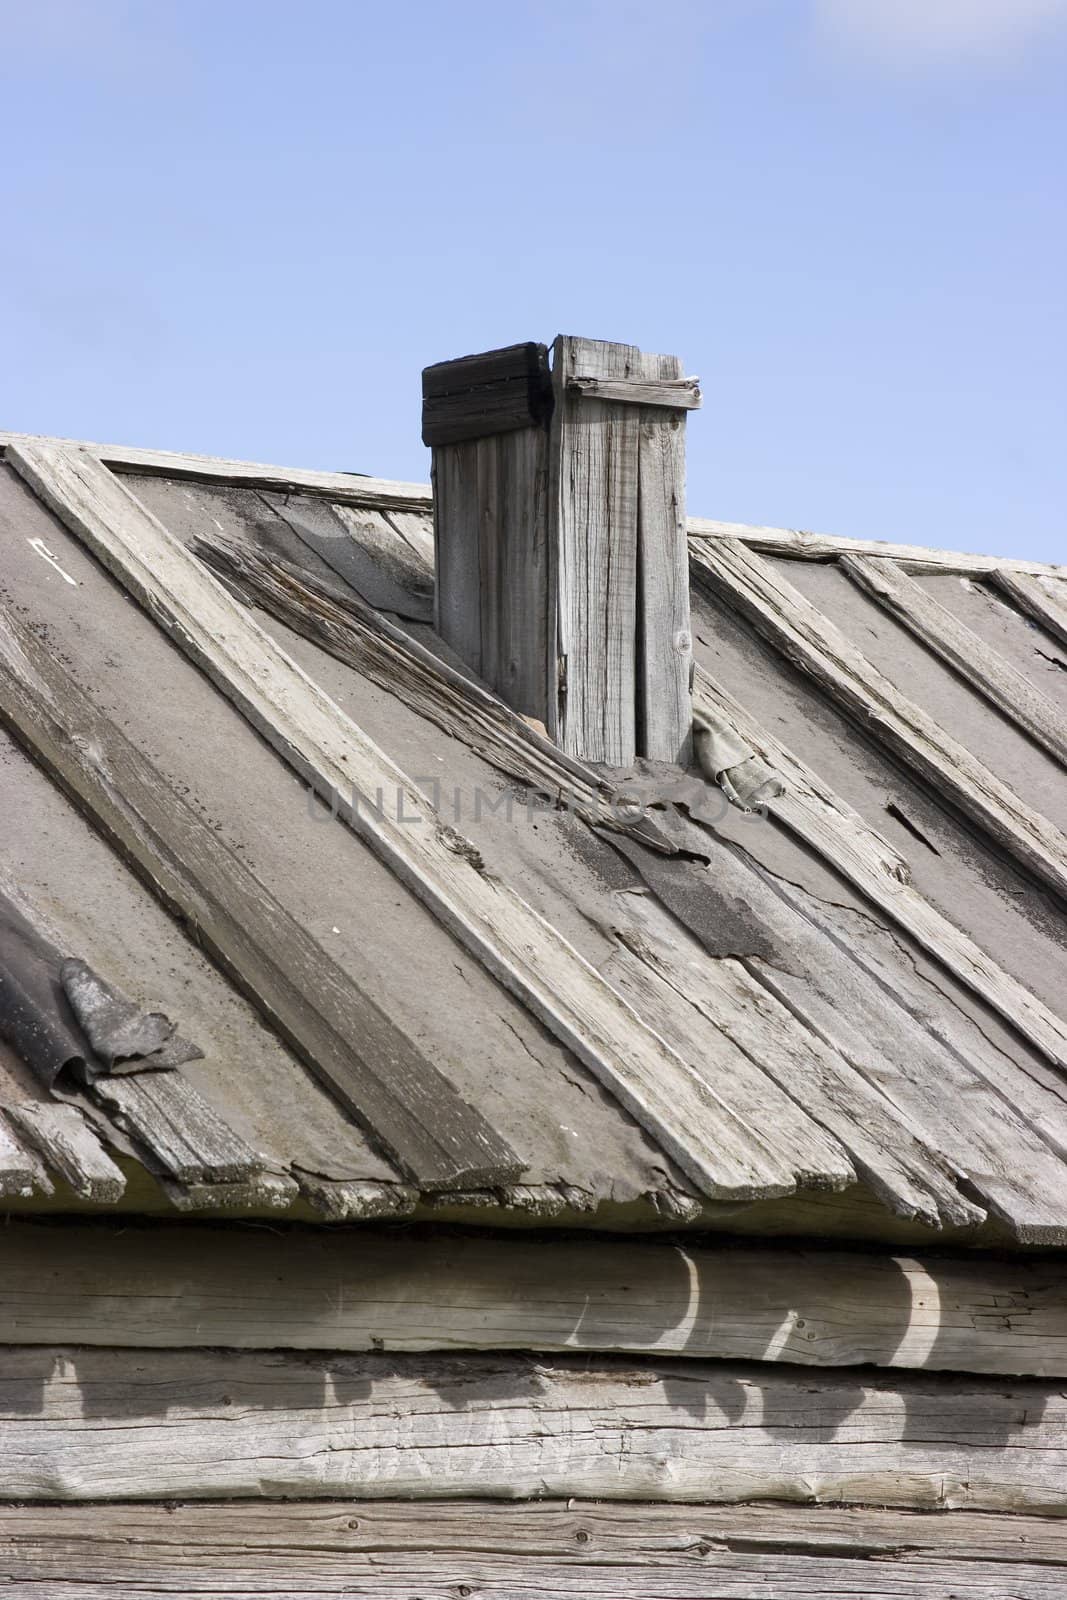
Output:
[[3, 1346, 1066, 1510], [1, 1502, 1065, 1598]]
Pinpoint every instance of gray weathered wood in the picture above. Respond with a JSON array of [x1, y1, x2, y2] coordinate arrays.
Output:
[[4, 1103, 124, 1201], [422, 341, 552, 446], [842, 555, 1067, 767], [3, 1222, 1067, 1375], [267, 495, 433, 621], [0, 431, 434, 509], [550, 335, 642, 762], [606, 900, 982, 1232], [688, 511, 1067, 579], [692, 665, 1067, 1072], [6, 442, 796, 1203], [0, 589, 518, 1193], [196, 533, 671, 851], [3, 1346, 1066, 1510], [1, 1501, 1063, 1598], [994, 569, 1067, 651], [0, 1108, 47, 1198], [691, 535, 1067, 901], [4, 1498, 1063, 1569], [92, 1073, 267, 1186], [567, 372, 702, 408], [636, 352, 693, 762], [433, 425, 551, 720]]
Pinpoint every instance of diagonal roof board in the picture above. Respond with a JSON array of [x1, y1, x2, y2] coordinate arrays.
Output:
[[0, 431, 1064, 1245]]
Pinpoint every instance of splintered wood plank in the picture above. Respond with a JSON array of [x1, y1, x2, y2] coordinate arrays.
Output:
[[842, 555, 1067, 767], [92, 1074, 266, 1186], [3, 1346, 1066, 1510], [4, 1104, 124, 1201], [692, 666, 1067, 1073], [1, 1503, 1064, 1599], [0, 1110, 47, 1199], [568, 373, 702, 407], [0, 597, 518, 1193], [691, 535, 1067, 901], [195, 534, 671, 852], [636, 352, 693, 763], [688, 511, 1067, 580], [550, 336, 642, 763], [994, 569, 1067, 651], [6, 443, 794, 1203], [607, 903, 981, 1232], [4, 1221, 1067, 1376]]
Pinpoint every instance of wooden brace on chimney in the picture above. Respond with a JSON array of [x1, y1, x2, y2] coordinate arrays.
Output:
[[423, 336, 699, 767]]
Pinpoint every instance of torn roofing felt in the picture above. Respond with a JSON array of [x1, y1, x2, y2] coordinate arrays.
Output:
[[0, 891, 202, 1088]]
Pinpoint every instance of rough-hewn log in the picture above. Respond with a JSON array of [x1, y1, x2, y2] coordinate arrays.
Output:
[[0, 1500, 1064, 1598], [2, 1223, 1066, 1375], [3, 1347, 1066, 1510]]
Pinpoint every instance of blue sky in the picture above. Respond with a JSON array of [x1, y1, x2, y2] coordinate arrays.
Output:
[[1, 0, 1064, 561]]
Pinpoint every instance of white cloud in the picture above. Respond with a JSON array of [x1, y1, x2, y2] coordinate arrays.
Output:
[[815, 0, 1067, 66]]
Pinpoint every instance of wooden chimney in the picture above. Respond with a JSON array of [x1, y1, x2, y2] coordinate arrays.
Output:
[[423, 336, 700, 767]]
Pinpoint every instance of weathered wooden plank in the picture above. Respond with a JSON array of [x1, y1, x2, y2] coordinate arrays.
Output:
[[293, 1175, 418, 1220], [567, 372, 702, 408], [432, 425, 551, 719], [993, 569, 1067, 651], [0, 431, 434, 508], [691, 535, 1067, 901], [603, 941, 855, 1199], [0, 1561, 1061, 1598], [0, 591, 518, 1193], [4, 1499, 1064, 1569], [636, 352, 693, 763], [1, 1502, 1064, 1598], [549, 335, 642, 763], [688, 512, 1067, 580], [3, 1346, 1066, 1510], [842, 555, 1067, 767], [6, 443, 800, 1203], [606, 905, 982, 1232], [422, 341, 552, 445], [692, 665, 1067, 1073], [0, 1108, 47, 1198], [92, 1073, 267, 1186], [4, 1103, 124, 1201], [265, 495, 434, 621], [196, 533, 671, 851], [4, 1222, 1067, 1375]]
